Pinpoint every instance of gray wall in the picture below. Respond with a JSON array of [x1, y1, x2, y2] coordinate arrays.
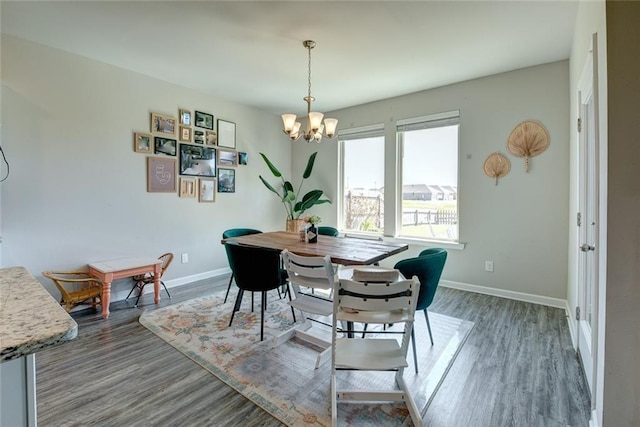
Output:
[[294, 61, 571, 301], [0, 35, 289, 298]]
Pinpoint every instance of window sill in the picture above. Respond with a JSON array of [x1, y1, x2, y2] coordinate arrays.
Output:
[[341, 231, 465, 251]]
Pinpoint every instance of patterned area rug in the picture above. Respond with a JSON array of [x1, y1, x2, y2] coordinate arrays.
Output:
[[139, 290, 473, 426]]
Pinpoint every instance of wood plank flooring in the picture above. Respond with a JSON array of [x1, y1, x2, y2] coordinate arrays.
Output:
[[35, 277, 590, 426]]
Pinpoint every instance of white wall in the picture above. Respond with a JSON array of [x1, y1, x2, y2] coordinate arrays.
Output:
[[294, 61, 571, 301], [0, 35, 290, 298]]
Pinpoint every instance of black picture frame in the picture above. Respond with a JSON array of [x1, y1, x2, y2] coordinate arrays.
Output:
[[194, 111, 214, 130], [154, 137, 177, 157], [179, 143, 216, 177], [217, 168, 236, 193]]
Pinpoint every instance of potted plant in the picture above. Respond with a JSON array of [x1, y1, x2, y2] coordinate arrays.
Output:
[[259, 151, 331, 232]]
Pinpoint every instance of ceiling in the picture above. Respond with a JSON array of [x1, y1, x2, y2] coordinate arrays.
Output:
[[1, 1, 578, 116]]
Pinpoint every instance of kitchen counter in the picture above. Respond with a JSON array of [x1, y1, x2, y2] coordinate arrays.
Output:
[[0, 266, 78, 426]]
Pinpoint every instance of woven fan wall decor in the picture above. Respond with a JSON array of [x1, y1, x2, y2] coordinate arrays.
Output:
[[483, 152, 510, 185], [507, 120, 550, 172]]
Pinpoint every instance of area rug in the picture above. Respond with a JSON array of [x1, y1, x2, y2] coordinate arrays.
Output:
[[139, 290, 474, 426]]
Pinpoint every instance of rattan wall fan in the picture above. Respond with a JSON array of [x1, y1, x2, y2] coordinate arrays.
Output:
[[483, 152, 510, 185], [507, 120, 550, 172]]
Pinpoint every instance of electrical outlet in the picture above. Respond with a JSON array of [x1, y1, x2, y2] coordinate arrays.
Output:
[[485, 261, 494, 272], [181, 253, 189, 263]]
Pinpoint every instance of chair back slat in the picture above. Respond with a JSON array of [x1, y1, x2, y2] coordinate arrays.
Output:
[[283, 250, 334, 280], [336, 278, 419, 312]]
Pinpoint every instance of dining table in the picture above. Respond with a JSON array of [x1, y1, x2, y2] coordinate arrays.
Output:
[[221, 231, 408, 266]]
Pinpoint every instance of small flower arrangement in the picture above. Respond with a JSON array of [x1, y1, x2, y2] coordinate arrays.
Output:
[[303, 215, 322, 225]]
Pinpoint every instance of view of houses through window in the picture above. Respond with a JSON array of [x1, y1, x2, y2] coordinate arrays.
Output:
[[341, 111, 459, 242]]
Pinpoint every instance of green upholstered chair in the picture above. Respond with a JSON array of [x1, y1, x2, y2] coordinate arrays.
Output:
[[393, 248, 447, 373], [222, 228, 262, 303], [225, 242, 293, 341], [317, 226, 339, 237]]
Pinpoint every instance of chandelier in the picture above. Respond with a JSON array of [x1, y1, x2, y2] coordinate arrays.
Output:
[[281, 40, 338, 143]]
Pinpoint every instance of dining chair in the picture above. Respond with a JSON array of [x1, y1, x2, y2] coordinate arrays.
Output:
[[276, 249, 336, 368], [393, 248, 448, 373], [125, 252, 174, 307], [317, 226, 339, 237], [225, 242, 294, 341], [222, 228, 262, 303], [42, 270, 102, 312], [330, 276, 422, 427]]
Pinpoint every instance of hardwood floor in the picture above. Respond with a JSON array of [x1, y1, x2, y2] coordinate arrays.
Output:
[[35, 277, 590, 426]]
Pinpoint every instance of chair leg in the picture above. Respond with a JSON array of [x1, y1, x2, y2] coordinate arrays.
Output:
[[125, 281, 138, 300], [251, 292, 254, 312], [260, 291, 266, 341], [286, 283, 296, 323], [134, 283, 146, 307], [161, 281, 171, 299], [228, 289, 245, 327], [223, 274, 234, 303], [361, 323, 368, 338], [411, 328, 419, 374], [425, 309, 434, 345]]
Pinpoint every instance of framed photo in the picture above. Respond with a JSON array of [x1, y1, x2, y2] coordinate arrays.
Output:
[[217, 148, 238, 167], [217, 119, 236, 148], [179, 144, 216, 177], [154, 137, 177, 156], [179, 177, 196, 198], [206, 130, 217, 146], [134, 132, 152, 153], [217, 168, 236, 193], [193, 129, 205, 144], [199, 178, 216, 203], [194, 111, 214, 130], [179, 109, 192, 126], [238, 152, 248, 165], [150, 112, 177, 136], [179, 126, 192, 142], [147, 157, 177, 193]]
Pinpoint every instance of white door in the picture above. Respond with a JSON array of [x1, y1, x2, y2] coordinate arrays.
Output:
[[577, 36, 599, 400]]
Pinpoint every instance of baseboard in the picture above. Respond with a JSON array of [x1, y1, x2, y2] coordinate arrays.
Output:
[[440, 279, 567, 309]]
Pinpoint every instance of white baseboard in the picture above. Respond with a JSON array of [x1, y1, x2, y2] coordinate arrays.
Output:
[[440, 279, 567, 309]]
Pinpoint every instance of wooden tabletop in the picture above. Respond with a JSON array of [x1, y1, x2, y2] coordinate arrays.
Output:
[[222, 231, 408, 266]]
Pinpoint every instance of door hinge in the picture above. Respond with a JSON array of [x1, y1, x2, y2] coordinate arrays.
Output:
[[577, 212, 582, 227], [576, 306, 581, 320], [577, 117, 582, 132]]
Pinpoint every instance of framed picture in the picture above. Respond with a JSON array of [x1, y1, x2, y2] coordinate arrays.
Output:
[[218, 168, 236, 193], [179, 109, 192, 126], [147, 157, 177, 193], [150, 112, 177, 136], [179, 126, 192, 142], [179, 144, 216, 177], [194, 130, 205, 144], [199, 178, 216, 203], [179, 177, 196, 198], [238, 152, 248, 165], [217, 148, 238, 167], [134, 132, 152, 153], [217, 119, 236, 148], [194, 111, 214, 130], [154, 137, 177, 156], [206, 130, 217, 146]]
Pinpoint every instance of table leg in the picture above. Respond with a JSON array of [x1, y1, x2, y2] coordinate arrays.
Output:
[[153, 274, 161, 304], [101, 280, 111, 319]]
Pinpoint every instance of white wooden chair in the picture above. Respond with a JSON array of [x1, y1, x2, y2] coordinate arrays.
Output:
[[330, 277, 423, 427], [274, 249, 336, 369]]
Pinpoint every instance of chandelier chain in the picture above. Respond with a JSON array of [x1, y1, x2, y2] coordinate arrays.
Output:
[[307, 44, 312, 102]]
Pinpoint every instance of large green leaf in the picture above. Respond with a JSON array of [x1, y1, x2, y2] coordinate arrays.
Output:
[[302, 152, 318, 179], [259, 153, 282, 178], [259, 175, 279, 196]]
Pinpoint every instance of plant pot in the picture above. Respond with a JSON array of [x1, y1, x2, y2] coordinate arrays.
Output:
[[285, 219, 305, 233]]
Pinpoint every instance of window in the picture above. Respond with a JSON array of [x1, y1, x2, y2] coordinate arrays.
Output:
[[397, 111, 459, 241], [339, 125, 385, 234]]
